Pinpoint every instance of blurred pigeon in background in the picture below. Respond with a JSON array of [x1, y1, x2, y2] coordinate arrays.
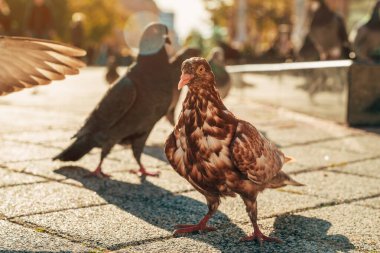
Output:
[[207, 47, 231, 99], [306, 0, 351, 60], [105, 55, 120, 85], [54, 23, 172, 178], [0, 36, 86, 95], [166, 47, 201, 126], [354, 1, 380, 63]]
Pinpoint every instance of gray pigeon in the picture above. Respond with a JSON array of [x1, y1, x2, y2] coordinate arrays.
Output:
[[307, 0, 350, 60], [166, 47, 201, 125], [0, 36, 86, 95], [53, 23, 172, 178], [354, 1, 380, 63]]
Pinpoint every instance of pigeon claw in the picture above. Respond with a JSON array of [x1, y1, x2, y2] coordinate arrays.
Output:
[[129, 167, 160, 177], [85, 167, 110, 178], [173, 223, 216, 236], [239, 230, 282, 244]]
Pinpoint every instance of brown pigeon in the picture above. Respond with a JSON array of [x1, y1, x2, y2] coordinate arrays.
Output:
[[0, 36, 86, 95], [54, 23, 172, 178], [165, 57, 303, 243]]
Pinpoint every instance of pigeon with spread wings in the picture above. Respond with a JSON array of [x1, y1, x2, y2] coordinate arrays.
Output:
[[0, 36, 86, 96]]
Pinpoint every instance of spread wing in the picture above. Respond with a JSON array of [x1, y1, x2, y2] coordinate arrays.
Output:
[[0, 36, 86, 96], [75, 76, 137, 138], [230, 120, 285, 185]]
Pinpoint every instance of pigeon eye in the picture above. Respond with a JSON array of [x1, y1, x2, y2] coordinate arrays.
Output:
[[197, 66, 205, 74]]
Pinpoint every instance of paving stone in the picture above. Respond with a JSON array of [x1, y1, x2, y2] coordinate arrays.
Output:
[[1, 129, 74, 145], [265, 124, 359, 148], [0, 168, 47, 188], [327, 158, 380, 179], [354, 197, 380, 209], [281, 144, 370, 169], [316, 135, 380, 156], [0, 182, 106, 217], [0, 220, 92, 252], [287, 171, 380, 201], [57, 166, 193, 197], [21, 202, 200, 249], [0, 106, 81, 133], [123, 204, 377, 252], [0, 140, 60, 163]]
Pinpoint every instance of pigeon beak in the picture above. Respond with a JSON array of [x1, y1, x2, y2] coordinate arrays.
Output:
[[178, 73, 194, 90], [164, 35, 171, 45]]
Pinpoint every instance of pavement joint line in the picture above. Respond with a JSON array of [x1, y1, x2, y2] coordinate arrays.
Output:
[[258, 192, 380, 221], [3, 157, 57, 164], [280, 133, 363, 149], [107, 235, 174, 251], [289, 154, 380, 175], [3, 137, 70, 147], [328, 169, 380, 179], [8, 203, 109, 220], [1, 138, 63, 150], [6, 217, 108, 251], [0, 126, 78, 135], [0, 180, 49, 189]]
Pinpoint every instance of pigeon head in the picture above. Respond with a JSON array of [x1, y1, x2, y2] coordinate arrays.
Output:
[[139, 22, 171, 56], [178, 57, 215, 90]]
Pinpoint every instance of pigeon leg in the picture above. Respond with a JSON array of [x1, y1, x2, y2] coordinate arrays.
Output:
[[86, 162, 110, 178], [129, 132, 160, 177], [174, 197, 219, 235], [240, 196, 281, 244]]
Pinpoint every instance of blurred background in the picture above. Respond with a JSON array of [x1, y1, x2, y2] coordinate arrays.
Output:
[[0, 0, 378, 65]]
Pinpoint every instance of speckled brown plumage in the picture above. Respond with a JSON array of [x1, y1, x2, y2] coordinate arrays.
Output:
[[165, 57, 303, 243]]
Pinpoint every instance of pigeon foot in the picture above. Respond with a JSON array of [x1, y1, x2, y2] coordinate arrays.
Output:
[[173, 223, 216, 235], [85, 166, 110, 178], [240, 228, 282, 244], [130, 167, 160, 177]]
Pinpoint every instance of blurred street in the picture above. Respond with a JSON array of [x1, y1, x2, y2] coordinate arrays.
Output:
[[0, 68, 379, 252]]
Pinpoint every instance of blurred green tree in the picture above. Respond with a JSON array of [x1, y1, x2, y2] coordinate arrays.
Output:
[[7, 0, 69, 38], [203, 0, 293, 54], [68, 0, 125, 47]]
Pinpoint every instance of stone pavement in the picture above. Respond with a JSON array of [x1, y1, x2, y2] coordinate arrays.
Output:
[[0, 68, 379, 253]]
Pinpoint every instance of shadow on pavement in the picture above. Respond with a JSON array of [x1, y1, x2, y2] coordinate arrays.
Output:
[[54, 167, 354, 252], [263, 215, 355, 252], [55, 166, 248, 251], [143, 144, 168, 163]]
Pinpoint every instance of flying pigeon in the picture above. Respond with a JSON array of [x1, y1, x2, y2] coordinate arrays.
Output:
[[166, 47, 201, 126], [307, 0, 351, 60], [165, 57, 303, 243], [0, 36, 86, 95], [354, 1, 380, 63], [54, 23, 172, 178]]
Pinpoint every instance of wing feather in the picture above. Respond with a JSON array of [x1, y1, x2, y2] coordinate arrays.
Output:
[[0, 36, 86, 96], [230, 120, 285, 185], [75, 76, 137, 138]]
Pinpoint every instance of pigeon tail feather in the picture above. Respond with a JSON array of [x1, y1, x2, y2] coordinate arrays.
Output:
[[53, 136, 96, 161], [284, 156, 296, 163]]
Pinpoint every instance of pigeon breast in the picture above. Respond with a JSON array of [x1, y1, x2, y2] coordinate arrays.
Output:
[[167, 84, 238, 196]]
